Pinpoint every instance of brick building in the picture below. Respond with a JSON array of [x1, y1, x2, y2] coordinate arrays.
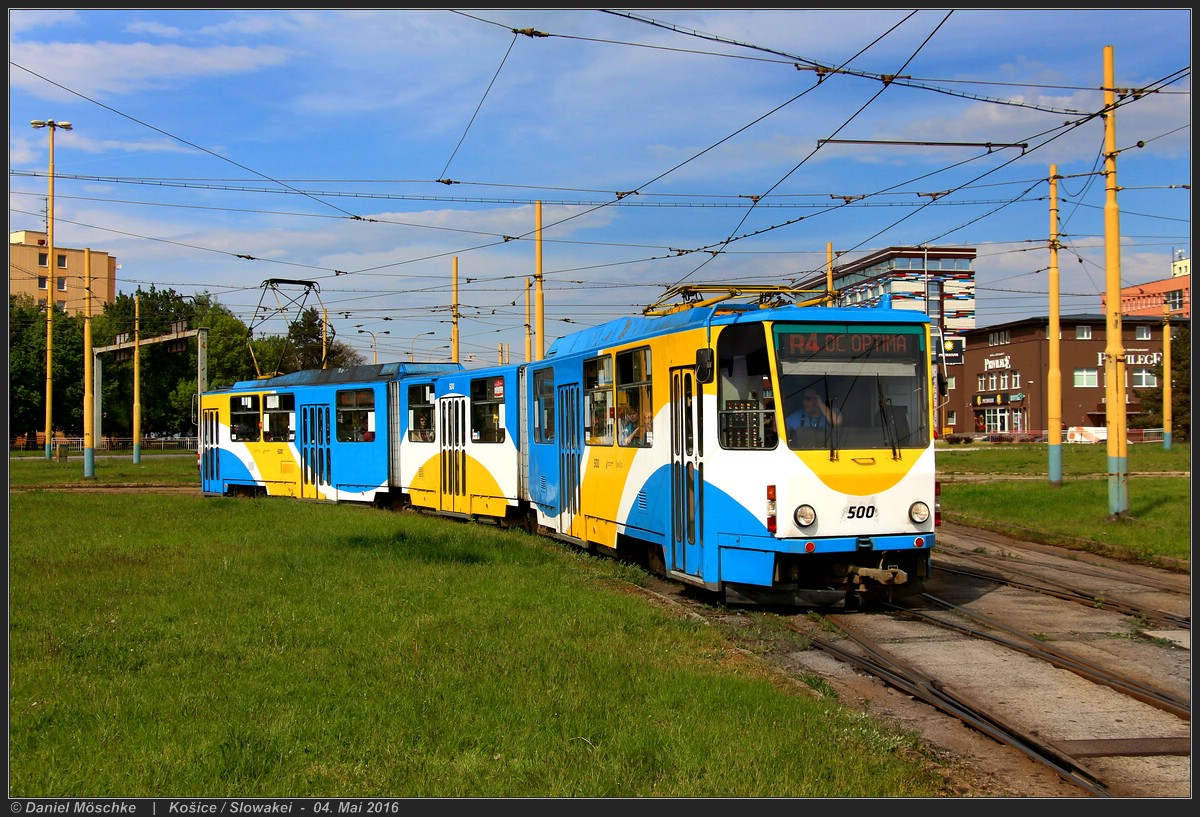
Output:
[[949, 313, 1185, 436], [8, 230, 119, 316]]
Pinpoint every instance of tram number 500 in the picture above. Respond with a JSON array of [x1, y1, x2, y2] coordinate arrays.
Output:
[[844, 504, 877, 520]]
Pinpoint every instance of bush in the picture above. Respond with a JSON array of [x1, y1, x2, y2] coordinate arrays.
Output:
[[944, 434, 974, 445]]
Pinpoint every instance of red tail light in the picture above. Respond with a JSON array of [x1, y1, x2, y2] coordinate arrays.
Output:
[[766, 484, 777, 533]]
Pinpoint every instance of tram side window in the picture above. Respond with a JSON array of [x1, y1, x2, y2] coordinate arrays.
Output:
[[262, 393, 295, 442], [408, 383, 435, 442], [716, 325, 776, 449], [616, 347, 652, 447], [230, 394, 260, 442], [584, 356, 614, 445], [533, 368, 555, 443], [470, 376, 506, 443], [336, 388, 376, 442]]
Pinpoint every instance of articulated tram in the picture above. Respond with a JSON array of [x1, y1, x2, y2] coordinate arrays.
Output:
[[200, 294, 940, 608]]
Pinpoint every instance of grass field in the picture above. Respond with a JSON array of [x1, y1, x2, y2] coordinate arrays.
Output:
[[10, 489, 946, 798], [7, 443, 1189, 797]]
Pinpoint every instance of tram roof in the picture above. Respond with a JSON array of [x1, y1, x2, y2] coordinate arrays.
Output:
[[225, 361, 463, 390], [546, 302, 930, 357]]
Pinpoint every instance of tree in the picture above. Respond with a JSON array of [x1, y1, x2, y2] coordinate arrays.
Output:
[[9, 290, 362, 441], [1131, 323, 1190, 441], [8, 295, 49, 441]]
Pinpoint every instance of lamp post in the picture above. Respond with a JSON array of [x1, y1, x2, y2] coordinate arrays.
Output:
[[409, 331, 434, 362], [355, 326, 390, 364], [31, 118, 72, 460]]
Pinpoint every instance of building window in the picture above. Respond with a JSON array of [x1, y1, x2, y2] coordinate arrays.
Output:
[[1076, 325, 1092, 340], [977, 374, 986, 391], [37, 276, 48, 290], [1132, 369, 1158, 388], [1011, 370, 1021, 389], [987, 330, 1010, 346], [987, 373, 997, 390], [947, 410, 957, 426], [1074, 368, 1099, 388], [56, 276, 66, 291], [999, 371, 1009, 390], [1165, 290, 1183, 311], [945, 375, 955, 391], [1135, 325, 1151, 340]]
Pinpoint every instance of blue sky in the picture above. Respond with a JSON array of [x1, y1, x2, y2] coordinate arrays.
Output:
[[9, 9, 1192, 364]]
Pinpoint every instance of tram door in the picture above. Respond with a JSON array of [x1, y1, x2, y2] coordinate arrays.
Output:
[[298, 403, 331, 500], [556, 383, 582, 538], [670, 367, 703, 578], [439, 396, 469, 515], [199, 407, 219, 486]]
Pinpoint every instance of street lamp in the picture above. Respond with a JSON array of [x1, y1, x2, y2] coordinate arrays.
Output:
[[409, 331, 435, 362], [31, 118, 72, 460], [355, 326, 390, 364]]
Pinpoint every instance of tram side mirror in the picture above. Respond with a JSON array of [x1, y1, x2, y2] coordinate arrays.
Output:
[[695, 348, 714, 384]]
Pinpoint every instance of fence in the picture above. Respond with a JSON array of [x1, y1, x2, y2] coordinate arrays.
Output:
[[964, 428, 1165, 444], [10, 436, 199, 452]]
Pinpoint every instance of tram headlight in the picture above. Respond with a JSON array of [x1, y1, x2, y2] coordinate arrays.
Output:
[[909, 501, 931, 524], [793, 504, 816, 528]]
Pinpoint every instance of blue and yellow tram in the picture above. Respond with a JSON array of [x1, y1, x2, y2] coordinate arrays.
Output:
[[200, 296, 940, 608]]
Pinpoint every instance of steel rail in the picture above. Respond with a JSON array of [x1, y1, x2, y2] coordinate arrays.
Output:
[[801, 616, 1112, 797]]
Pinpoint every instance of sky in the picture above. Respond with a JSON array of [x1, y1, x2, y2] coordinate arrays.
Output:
[[9, 8, 1192, 365]]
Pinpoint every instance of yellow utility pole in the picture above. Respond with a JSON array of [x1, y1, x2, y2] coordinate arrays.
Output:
[[535, 201, 545, 361], [452, 257, 460, 363], [1101, 45, 1128, 518], [133, 295, 142, 464], [1162, 303, 1172, 450], [525, 277, 532, 363], [31, 118, 72, 459], [83, 248, 95, 478], [1047, 166, 1063, 486]]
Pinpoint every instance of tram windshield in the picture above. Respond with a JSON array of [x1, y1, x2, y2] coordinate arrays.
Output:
[[715, 321, 930, 452]]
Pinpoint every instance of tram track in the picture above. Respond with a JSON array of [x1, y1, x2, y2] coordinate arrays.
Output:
[[889, 595, 1190, 720], [799, 614, 1115, 797]]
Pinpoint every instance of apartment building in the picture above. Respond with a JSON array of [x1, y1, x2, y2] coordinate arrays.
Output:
[[9, 230, 119, 316]]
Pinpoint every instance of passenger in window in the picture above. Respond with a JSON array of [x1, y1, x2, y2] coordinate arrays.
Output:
[[413, 413, 434, 442], [618, 407, 639, 445]]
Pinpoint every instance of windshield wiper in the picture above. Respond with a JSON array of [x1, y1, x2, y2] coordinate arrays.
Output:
[[824, 374, 839, 461], [877, 377, 900, 460]]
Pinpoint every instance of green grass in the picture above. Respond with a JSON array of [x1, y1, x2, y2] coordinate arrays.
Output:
[[935, 441, 1191, 568], [935, 440, 1190, 477], [8, 451, 198, 486], [10, 492, 948, 798], [8, 443, 1189, 795]]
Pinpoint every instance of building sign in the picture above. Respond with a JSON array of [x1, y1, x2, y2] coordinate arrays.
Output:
[[940, 337, 964, 365], [1095, 351, 1163, 367], [970, 393, 1022, 406], [984, 355, 1010, 371]]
